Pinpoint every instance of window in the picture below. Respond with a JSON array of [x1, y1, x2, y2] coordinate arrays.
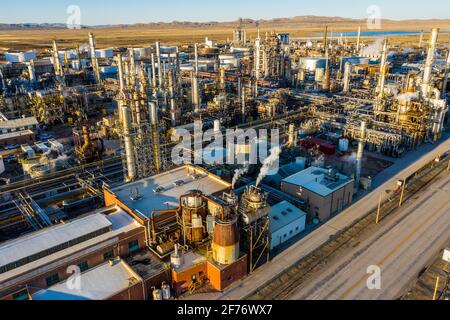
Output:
[[283, 234, 287, 238], [289, 230, 293, 235], [103, 250, 114, 261], [46, 273, 60, 287], [128, 240, 139, 255], [13, 289, 29, 300], [78, 261, 89, 272], [295, 227, 299, 231]]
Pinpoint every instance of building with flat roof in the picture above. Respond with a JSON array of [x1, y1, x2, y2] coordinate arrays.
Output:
[[0, 205, 146, 300], [281, 167, 354, 221], [32, 259, 145, 300], [104, 165, 231, 223], [0, 117, 39, 134], [269, 201, 307, 250], [0, 129, 35, 147]]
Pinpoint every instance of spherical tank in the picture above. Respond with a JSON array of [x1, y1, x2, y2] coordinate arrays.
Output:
[[212, 217, 240, 265]]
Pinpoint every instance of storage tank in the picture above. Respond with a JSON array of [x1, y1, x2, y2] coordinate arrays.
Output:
[[315, 68, 325, 82], [161, 282, 171, 300], [152, 287, 162, 300], [338, 139, 349, 152], [212, 216, 240, 265], [180, 190, 207, 243], [299, 57, 327, 72], [239, 186, 270, 225], [170, 244, 184, 268]]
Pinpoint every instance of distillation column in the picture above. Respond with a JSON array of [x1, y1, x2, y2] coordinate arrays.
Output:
[[150, 102, 162, 173], [52, 40, 64, 78], [343, 62, 351, 93], [192, 43, 200, 112], [89, 32, 101, 84], [355, 121, 367, 190], [422, 28, 439, 98]]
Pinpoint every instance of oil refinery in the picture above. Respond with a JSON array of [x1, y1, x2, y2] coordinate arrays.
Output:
[[0, 2, 449, 305]]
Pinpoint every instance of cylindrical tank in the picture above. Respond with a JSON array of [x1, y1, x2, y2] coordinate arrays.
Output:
[[161, 283, 171, 300], [339, 139, 349, 152], [181, 190, 207, 243], [156, 241, 174, 256], [213, 120, 221, 133], [315, 68, 325, 82], [295, 157, 306, 170], [212, 216, 240, 265], [170, 244, 184, 268], [152, 287, 162, 300]]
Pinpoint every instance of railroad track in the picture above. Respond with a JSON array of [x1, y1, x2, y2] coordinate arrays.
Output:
[[245, 154, 450, 300]]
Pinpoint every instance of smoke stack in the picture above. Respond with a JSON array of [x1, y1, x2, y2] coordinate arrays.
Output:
[[355, 121, 367, 190], [422, 28, 439, 98]]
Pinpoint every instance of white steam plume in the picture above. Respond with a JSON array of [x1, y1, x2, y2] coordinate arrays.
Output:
[[232, 164, 249, 189], [359, 38, 385, 57], [256, 146, 281, 187]]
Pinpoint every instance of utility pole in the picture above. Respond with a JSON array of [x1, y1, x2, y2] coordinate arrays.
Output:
[[399, 178, 407, 207], [376, 192, 382, 224]]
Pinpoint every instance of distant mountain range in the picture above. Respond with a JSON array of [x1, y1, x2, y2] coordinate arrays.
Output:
[[1, 16, 449, 31]]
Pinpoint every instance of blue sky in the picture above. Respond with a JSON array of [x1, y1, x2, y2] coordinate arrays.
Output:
[[0, 0, 449, 25]]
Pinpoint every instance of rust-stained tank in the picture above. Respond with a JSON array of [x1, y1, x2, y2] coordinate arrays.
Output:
[[212, 214, 240, 265], [180, 190, 207, 243]]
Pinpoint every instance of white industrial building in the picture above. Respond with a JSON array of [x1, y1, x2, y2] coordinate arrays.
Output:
[[4, 51, 37, 63], [269, 201, 306, 250]]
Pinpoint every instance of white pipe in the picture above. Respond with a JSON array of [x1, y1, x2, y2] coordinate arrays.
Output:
[[377, 39, 388, 99]]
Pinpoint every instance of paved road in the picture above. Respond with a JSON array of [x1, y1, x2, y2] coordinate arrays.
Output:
[[207, 135, 450, 300], [289, 171, 450, 300]]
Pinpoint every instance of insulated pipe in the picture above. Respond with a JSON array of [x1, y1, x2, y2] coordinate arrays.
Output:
[[422, 28, 439, 98]]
